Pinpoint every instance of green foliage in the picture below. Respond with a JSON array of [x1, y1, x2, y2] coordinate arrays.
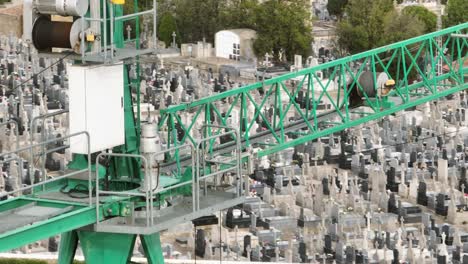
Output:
[[444, 0, 468, 28], [382, 11, 426, 44], [402, 6, 437, 33], [220, 0, 259, 29], [337, 0, 394, 53], [336, 21, 368, 54], [336, 0, 428, 54], [156, 0, 173, 13], [158, 13, 179, 47], [327, 0, 348, 19], [172, 0, 225, 43], [220, 0, 312, 60], [335, 0, 425, 82], [151, 0, 313, 62], [251, 0, 313, 61]]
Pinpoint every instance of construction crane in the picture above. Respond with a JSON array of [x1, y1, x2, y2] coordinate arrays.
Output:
[[0, 0, 466, 261]]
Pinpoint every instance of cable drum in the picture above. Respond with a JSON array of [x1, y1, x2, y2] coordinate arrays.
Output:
[[32, 16, 72, 50], [347, 71, 390, 107], [32, 16, 88, 52], [356, 71, 390, 98]]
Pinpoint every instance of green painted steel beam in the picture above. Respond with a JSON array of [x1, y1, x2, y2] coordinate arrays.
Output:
[[58, 231, 79, 264], [259, 83, 468, 157], [157, 23, 468, 175], [78, 231, 136, 264], [0, 206, 99, 252], [141, 233, 164, 264], [0, 197, 33, 213], [0, 197, 90, 213]]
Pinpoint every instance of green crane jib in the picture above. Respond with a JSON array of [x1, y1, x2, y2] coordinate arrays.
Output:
[[159, 23, 468, 160], [0, 2, 467, 261]]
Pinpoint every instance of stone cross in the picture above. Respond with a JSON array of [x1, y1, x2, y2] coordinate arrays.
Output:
[[264, 53, 271, 66], [172, 32, 177, 48], [126, 25, 132, 41]]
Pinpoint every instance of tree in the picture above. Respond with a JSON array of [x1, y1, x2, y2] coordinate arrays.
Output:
[[336, 22, 368, 55], [172, 0, 225, 43], [382, 11, 426, 44], [152, 0, 314, 62], [444, 0, 468, 28], [220, 0, 259, 29], [158, 13, 179, 47], [336, 0, 394, 54], [327, 0, 348, 20], [252, 0, 313, 61], [402, 6, 437, 33], [156, 0, 173, 13]]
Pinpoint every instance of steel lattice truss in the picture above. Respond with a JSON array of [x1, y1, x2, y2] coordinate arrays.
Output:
[[159, 23, 468, 163]]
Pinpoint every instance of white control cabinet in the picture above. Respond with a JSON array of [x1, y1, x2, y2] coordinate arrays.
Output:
[[68, 63, 125, 154]]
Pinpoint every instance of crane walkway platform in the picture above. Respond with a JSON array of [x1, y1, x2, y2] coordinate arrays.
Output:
[[0, 197, 98, 252], [0, 203, 74, 233], [96, 189, 246, 235]]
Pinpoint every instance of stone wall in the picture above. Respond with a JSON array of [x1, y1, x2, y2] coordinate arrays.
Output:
[[0, 5, 22, 38]]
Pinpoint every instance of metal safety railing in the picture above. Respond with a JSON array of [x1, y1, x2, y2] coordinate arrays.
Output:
[[29, 110, 69, 185], [94, 153, 153, 226], [0, 122, 244, 230], [93, 130, 246, 228], [94, 144, 196, 226], [0, 131, 92, 206], [79, 0, 157, 63], [195, 125, 243, 210], [151, 144, 196, 211], [30, 110, 69, 142]]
